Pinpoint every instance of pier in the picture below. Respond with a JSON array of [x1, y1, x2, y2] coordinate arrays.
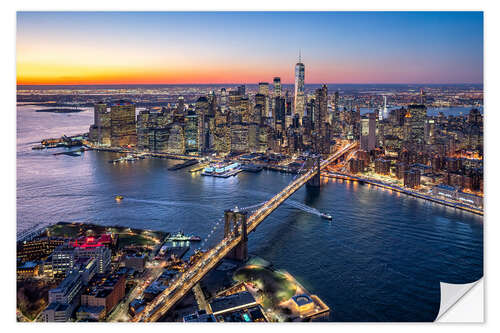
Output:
[[168, 159, 198, 171]]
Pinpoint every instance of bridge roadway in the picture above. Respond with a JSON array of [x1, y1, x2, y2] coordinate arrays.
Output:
[[132, 142, 358, 322]]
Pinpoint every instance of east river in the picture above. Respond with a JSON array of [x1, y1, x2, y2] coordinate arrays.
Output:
[[17, 104, 483, 321]]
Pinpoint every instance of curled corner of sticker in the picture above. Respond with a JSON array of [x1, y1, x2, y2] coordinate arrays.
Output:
[[435, 278, 483, 322]]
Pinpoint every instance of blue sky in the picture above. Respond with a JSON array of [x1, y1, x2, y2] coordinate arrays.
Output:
[[17, 11, 483, 84]]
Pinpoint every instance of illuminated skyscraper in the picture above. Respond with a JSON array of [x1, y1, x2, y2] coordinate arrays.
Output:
[[380, 95, 388, 121], [89, 102, 111, 146], [294, 51, 305, 122], [360, 112, 376, 151], [273, 77, 281, 97], [407, 104, 427, 144], [237, 85, 246, 96], [258, 82, 269, 96], [110, 101, 137, 147]]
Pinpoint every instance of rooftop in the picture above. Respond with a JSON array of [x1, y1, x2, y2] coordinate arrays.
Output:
[[292, 294, 313, 307], [18, 261, 38, 269], [209, 291, 256, 314], [77, 305, 105, 314]]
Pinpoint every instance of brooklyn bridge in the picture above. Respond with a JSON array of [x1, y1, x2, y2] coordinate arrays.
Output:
[[132, 141, 358, 322]]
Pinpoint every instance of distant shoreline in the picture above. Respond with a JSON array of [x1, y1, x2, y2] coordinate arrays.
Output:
[[35, 108, 84, 113]]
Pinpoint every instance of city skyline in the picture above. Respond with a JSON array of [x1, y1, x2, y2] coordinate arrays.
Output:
[[17, 11, 483, 85]]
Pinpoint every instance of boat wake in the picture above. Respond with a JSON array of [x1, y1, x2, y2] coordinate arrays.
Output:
[[123, 197, 213, 210]]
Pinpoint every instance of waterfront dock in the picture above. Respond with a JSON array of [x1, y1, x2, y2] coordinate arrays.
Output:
[[168, 159, 198, 171]]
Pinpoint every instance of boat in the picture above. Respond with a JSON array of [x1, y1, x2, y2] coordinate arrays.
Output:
[[320, 213, 333, 221], [166, 231, 201, 242], [115, 195, 124, 202]]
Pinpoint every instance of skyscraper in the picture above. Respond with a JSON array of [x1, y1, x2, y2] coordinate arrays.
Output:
[[380, 95, 389, 121], [258, 82, 269, 96], [110, 101, 137, 147], [294, 51, 305, 123], [315, 84, 328, 131], [360, 112, 376, 151], [273, 77, 281, 97], [237, 85, 246, 96], [89, 102, 111, 146], [407, 104, 427, 144]]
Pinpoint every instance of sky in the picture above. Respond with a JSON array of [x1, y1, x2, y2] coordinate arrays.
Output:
[[16, 12, 483, 85]]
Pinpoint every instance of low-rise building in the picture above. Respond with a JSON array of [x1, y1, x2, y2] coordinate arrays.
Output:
[[17, 237, 64, 262], [404, 168, 421, 189], [374, 158, 391, 175], [42, 271, 83, 322], [431, 184, 483, 207], [124, 254, 146, 273], [81, 272, 126, 314], [183, 310, 216, 322], [17, 261, 39, 279], [41, 302, 73, 322], [291, 294, 315, 315], [208, 291, 257, 316]]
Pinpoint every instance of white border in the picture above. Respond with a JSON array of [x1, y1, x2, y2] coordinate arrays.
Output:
[[3, 1, 497, 332]]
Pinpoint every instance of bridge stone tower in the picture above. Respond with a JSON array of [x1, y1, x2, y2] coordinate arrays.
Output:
[[306, 154, 321, 188], [224, 208, 248, 261]]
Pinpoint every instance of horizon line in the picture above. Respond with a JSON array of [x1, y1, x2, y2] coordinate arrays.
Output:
[[17, 82, 484, 87]]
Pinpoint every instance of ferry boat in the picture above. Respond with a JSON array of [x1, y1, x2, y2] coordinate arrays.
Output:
[[166, 231, 201, 242], [202, 162, 241, 177], [115, 195, 124, 202], [320, 213, 333, 220]]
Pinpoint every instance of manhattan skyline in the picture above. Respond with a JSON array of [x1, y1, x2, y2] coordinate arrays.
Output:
[[17, 11, 483, 85]]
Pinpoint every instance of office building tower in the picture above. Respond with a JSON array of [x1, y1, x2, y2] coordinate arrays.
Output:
[[360, 112, 376, 151], [274, 96, 286, 129], [230, 122, 249, 153], [424, 119, 436, 145], [333, 91, 339, 112], [315, 85, 328, 131], [196, 96, 210, 152], [255, 94, 266, 120], [110, 101, 137, 147], [185, 110, 199, 153], [220, 88, 228, 112], [207, 91, 217, 117], [237, 85, 246, 96], [258, 82, 270, 116], [241, 96, 251, 123], [228, 90, 243, 123], [258, 82, 269, 96], [176, 96, 185, 114], [381, 95, 389, 120], [294, 52, 306, 121], [89, 103, 111, 146], [407, 104, 427, 144], [273, 77, 281, 97]]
